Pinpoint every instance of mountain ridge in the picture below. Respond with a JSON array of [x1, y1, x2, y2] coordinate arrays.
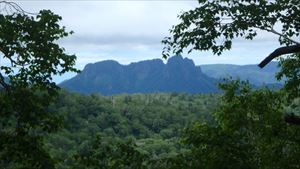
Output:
[[60, 56, 281, 95], [200, 62, 280, 85], [60, 56, 218, 95]]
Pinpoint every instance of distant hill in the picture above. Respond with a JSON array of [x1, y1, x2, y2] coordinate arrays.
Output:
[[60, 56, 219, 95], [60, 56, 283, 95], [201, 62, 282, 85]]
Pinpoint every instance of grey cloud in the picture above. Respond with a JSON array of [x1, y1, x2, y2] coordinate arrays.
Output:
[[14, 1, 279, 68], [61, 34, 163, 46]]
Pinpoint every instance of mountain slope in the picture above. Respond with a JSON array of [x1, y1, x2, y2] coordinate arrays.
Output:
[[60, 56, 218, 95], [201, 62, 281, 85]]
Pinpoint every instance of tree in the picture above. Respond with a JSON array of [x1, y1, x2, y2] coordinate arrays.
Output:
[[276, 53, 300, 124], [73, 136, 148, 169], [0, 1, 78, 168], [161, 1, 300, 166], [162, 0, 300, 124], [162, 0, 300, 68], [181, 80, 300, 169]]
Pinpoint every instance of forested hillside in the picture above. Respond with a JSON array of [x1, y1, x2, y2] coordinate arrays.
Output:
[[47, 77, 300, 169], [46, 91, 219, 168], [201, 62, 281, 85]]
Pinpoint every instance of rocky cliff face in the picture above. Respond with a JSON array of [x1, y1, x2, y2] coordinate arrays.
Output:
[[60, 56, 218, 95]]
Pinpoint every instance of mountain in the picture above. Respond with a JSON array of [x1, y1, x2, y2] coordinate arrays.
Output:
[[60, 56, 219, 95], [200, 62, 282, 86]]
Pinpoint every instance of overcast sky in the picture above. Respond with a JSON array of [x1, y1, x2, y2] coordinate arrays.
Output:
[[16, 1, 281, 82]]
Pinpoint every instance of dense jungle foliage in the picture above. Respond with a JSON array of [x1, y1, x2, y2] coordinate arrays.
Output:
[[45, 52, 300, 169], [45, 92, 219, 168]]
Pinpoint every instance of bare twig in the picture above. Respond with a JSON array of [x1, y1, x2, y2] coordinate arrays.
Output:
[[255, 26, 300, 45], [270, 28, 300, 45], [0, 1, 37, 15]]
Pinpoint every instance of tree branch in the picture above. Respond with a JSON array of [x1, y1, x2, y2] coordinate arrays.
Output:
[[0, 1, 37, 15], [269, 28, 300, 45], [258, 45, 300, 68], [256, 26, 300, 45]]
